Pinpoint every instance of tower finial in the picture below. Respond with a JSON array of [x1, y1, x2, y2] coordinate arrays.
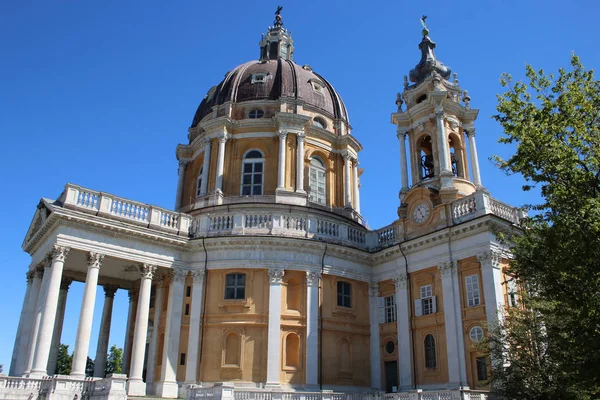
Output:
[[274, 6, 283, 28], [408, 17, 452, 84], [420, 15, 429, 36]]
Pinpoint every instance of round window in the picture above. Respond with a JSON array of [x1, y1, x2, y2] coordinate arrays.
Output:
[[385, 341, 395, 355], [248, 109, 264, 119], [313, 117, 327, 129], [469, 326, 484, 342]]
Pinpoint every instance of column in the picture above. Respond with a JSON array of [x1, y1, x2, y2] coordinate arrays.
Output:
[[215, 133, 228, 193], [343, 154, 352, 207], [10, 271, 34, 376], [277, 131, 287, 190], [296, 133, 306, 193], [435, 105, 451, 174], [305, 271, 320, 387], [127, 264, 156, 396], [368, 283, 382, 390], [200, 139, 211, 196], [352, 160, 361, 213], [174, 160, 187, 210], [122, 289, 137, 374], [93, 285, 118, 377], [397, 128, 409, 198], [479, 251, 504, 329], [266, 268, 285, 387], [71, 252, 104, 377], [19, 267, 43, 376], [30, 245, 70, 377], [466, 129, 482, 188], [439, 262, 467, 387], [146, 274, 165, 391], [47, 278, 72, 375], [185, 271, 206, 385], [394, 274, 412, 390], [155, 269, 187, 398]]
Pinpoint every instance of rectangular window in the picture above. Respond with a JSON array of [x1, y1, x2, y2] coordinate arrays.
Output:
[[224, 273, 246, 300], [186, 286, 191, 297], [180, 353, 186, 366], [465, 274, 481, 307], [337, 281, 352, 308], [476, 357, 488, 381], [384, 295, 396, 323], [185, 303, 190, 316], [507, 278, 519, 307], [420, 285, 434, 315]]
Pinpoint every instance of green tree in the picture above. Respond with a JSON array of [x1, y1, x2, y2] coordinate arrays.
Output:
[[55, 343, 72, 375], [488, 55, 600, 400], [105, 345, 123, 376]]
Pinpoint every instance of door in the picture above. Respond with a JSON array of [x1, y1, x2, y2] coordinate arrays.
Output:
[[384, 360, 398, 393]]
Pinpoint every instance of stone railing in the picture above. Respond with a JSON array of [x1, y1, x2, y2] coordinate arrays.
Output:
[[451, 190, 525, 226], [0, 374, 109, 400], [187, 385, 490, 400], [62, 183, 191, 236]]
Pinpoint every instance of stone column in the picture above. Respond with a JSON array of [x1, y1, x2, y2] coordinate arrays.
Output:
[[93, 285, 118, 377], [20, 267, 44, 376], [305, 271, 320, 387], [394, 274, 412, 390], [466, 129, 482, 188], [479, 251, 504, 329], [185, 271, 206, 385], [155, 269, 187, 398], [30, 245, 70, 377], [277, 131, 288, 190], [127, 264, 156, 396], [296, 133, 306, 193], [368, 283, 382, 390], [397, 128, 409, 202], [71, 252, 104, 377], [175, 160, 187, 210], [343, 154, 352, 207], [215, 133, 228, 193], [122, 289, 137, 374], [146, 274, 165, 391], [47, 278, 72, 375], [266, 268, 285, 387], [435, 105, 452, 174], [200, 139, 211, 196], [10, 271, 34, 376], [352, 160, 361, 213], [439, 262, 467, 387]]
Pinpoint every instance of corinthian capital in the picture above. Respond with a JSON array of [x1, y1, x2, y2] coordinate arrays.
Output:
[[368, 282, 379, 297], [477, 250, 501, 269], [169, 269, 188, 284], [218, 132, 229, 144], [52, 245, 70, 263], [191, 270, 205, 284], [86, 252, 104, 269], [305, 271, 321, 287], [139, 263, 157, 279], [277, 130, 288, 140], [268, 268, 285, 284], [296, 132, 306, 143], [438, 261, 457, 277], [393, 273, 409, 290]]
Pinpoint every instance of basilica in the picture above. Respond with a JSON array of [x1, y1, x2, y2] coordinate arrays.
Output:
[[4, 10, 522, 400]]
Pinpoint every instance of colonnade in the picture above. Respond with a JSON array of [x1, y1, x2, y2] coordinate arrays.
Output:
[[174, 131, 362, 213]]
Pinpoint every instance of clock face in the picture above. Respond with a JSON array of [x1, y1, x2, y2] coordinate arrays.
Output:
[[412, 202, 430, 224]]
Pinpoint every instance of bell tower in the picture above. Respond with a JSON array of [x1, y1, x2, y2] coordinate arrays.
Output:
[[392, 17, 482, 220]]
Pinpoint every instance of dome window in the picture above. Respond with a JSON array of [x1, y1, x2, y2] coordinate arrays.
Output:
[[251, 73, 267, 84], [313, 117, 327, 129], [309, 156, 327, 205], [248, 109, 264, 119], [416, 94, 427, 104], [309, 79, 325, 95]]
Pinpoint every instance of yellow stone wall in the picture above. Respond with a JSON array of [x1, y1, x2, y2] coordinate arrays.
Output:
[[378, 279, 399, 390]]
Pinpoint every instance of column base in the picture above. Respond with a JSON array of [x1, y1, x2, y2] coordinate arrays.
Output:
[[27, 370, 47, 378], [265, 382, 281, 389], [127, 378, 147, 396], [155, 380, 180, 398]]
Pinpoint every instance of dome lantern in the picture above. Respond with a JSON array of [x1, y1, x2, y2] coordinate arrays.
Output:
[[259, 6, 294, 61]]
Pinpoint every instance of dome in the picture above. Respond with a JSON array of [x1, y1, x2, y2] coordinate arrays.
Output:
[[191, 58, 349, 128]]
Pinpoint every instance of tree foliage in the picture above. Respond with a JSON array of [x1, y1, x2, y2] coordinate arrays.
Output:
[[488, 55, 600, 399], [55, 343, 72, 375], [105, 345, 123, 376]]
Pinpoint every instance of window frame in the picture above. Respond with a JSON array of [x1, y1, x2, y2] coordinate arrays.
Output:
[[465, 274, 481, 307], [384, 295, 396, 323], [248, 109, 265, 119], [420, 284, 434, 315], [424, 334, 437, 369], [240, 149, 265, 196], [337, 281, 352, 308], [476, 356, 488, 381], [469, 326, 484, 343], [196, 166, 204, 197], [251, 73, 267, 84], [309, 156, 327, 205], [224, 273, 246, 300], [313, 117, 327, 129]]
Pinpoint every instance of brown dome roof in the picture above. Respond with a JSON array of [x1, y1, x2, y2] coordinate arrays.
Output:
[[191, 58, 349, 128]]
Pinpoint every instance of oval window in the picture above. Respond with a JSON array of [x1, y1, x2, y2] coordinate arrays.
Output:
[[248, 109, 264, 119], [313, 117, 327, 129], [385, 341, 395, 355], [469, 326, 484, 342]]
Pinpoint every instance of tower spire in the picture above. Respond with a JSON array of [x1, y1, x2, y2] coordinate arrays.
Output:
[[408, 17, 452, 85], [259, 6, 294, 61]]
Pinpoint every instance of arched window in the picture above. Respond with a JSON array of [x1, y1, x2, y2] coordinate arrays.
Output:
[[449, 134, 466, 179], [196, 166, 204, 197], [241, 150, 264, 195], [224, 332, 241, 366], [424, 334, 437, 369], [418, 136, 434, 180], [309, 156, 326, 205], [313, 117, 327, 129], [285, 333, 301, 368]]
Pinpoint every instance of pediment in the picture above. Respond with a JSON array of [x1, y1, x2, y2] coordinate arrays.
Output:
[[22, 200, 52, 249]]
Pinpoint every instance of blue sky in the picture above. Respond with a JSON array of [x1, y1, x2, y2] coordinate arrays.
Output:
[[1, 0, 598, 371]]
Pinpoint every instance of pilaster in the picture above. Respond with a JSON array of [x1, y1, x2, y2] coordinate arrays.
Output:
[[266, 268, 285, 387], [185, 270, 206, 385], [305, 271, 320, 387], [368, 283, 382, 389], [393, 273, 412, 390]]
